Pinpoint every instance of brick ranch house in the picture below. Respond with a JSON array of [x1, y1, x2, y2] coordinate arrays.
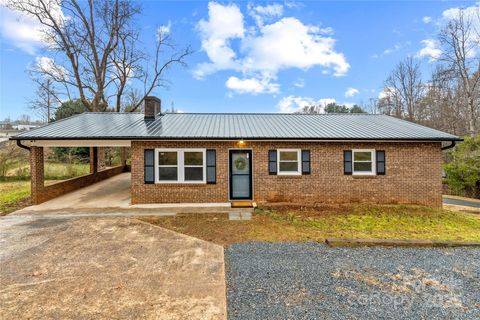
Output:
[[12, 96, 461, 208]]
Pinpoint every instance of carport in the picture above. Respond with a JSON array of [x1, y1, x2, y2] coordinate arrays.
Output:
[[14, 172, 132, 214], [11, 97, 162, 206], [18, 140, 131, 205]]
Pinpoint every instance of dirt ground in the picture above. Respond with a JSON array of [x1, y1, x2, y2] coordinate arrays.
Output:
[[0, 215, 227, 320]]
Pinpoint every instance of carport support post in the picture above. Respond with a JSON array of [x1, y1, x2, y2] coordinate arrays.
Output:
[[30, 146, 44, 205], [120, 147, 127, 166], [97, 147, 106, 171], [90, 147, 98, 173]]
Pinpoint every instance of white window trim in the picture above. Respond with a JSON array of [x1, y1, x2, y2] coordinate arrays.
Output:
[[277, 149, 302, 176], [352, 149, 376, 176], [155, 148, 206, 183]]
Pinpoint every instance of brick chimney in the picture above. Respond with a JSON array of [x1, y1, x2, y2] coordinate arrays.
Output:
[[144, 96, 161, 120]]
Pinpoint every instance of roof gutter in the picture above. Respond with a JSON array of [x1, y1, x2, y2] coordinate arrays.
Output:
[[441, 141, 456, 150], [10, 136, 463, 142], [16, 139, 31, 151]]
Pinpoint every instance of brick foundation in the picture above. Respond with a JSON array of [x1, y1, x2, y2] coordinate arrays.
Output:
[[131, 141, 443, 207], [30, 146, 129, 204]]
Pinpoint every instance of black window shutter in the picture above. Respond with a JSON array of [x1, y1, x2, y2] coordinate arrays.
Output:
[[344, 150, 352, 175], [376, 150, 385, 175], [301, 150, 310, 174], [268, 150, 277, 175], [206, 149, 216, 184], [144, 149, 155, 184]]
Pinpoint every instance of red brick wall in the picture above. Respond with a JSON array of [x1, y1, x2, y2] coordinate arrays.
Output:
[[131, 141, 443, 207]]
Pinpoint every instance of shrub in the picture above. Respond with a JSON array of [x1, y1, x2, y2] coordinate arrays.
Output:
[[444, 134, 480, 198]]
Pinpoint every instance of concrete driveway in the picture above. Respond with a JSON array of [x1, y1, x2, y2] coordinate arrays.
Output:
[[443, 196, 480, 208], [16, 173, 132, 214], [0, 215, 227, 319], [443, 195, 480, 213], [14, 173, 232, 216]]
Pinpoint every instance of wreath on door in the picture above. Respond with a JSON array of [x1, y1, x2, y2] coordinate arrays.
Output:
[[234, 156, 247, 170]]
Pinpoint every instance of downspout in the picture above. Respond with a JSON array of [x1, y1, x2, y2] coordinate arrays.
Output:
[[16, 139, 31, 151], [441, 141, 456, 150]]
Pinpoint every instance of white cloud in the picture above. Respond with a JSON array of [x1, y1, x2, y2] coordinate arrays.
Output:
[[293, 78, 304, 88], [422, 16, 432, 24], [372, 41, 411, 58], [0, 6, 44, 54], [195, 2, 349, 93], [242, 17, 349, 77], [0, 0, 65, 54], [248, 3, 283, 26], [441, 4, 480, 59], [442, 4, 480, 21], [34, 56, 68, 81], [415, 4, 480, 64], [378, 86, 395, 100], [195, 2, 245, 78], [276, 95, 335, 113], [416, 39, 441, 61], [157, 21, 172, 35], [383, 43, 402, 55], [226, 76, 279, 94], [345, 87, 359, 97]]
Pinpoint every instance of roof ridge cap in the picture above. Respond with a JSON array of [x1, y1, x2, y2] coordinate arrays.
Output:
[[163, 112, 376, 115]]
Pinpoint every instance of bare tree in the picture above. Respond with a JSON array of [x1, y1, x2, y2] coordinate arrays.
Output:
[[29, 78, 58, 122], [438, 8, 480, 136], [419, 66, 466, 134], [7, 0, 192, 112], [382, 57, 423, 121]]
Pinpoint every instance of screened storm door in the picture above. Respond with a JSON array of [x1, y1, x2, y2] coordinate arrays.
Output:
[[229, 150, 253, 200]]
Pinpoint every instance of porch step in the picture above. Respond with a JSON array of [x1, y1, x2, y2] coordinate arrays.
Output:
[[231, 201, 256, 208]]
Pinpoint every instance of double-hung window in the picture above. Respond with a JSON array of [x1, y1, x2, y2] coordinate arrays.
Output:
[[156, 149, 206, 183], [352, 149, 376, 175], [277, 149, 301, 175]]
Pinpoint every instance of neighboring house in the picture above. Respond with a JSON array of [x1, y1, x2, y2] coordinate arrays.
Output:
[[12, 124, 39, 131], [12, 96, 461, 207]]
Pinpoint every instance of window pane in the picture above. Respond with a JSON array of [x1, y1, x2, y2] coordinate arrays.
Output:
[[354, 162, 372, 172], [279, 161, 298, 172], [279, 151, 298, 161], [232, 153, 250, 174], [185, 167, 203, 181], [185, 152, 203, 165], [232, 175, 250, 198], [354, 152, 372, 161], [159, 152, 177, 165], [159, 167, 178, 181]]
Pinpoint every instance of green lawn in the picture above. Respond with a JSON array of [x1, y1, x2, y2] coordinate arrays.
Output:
[[259, 205, 480, 242], [0, 181, 31, 215], [0, 162, 91, 215], [139, 204, 480, 245], [44, 163, 90, 180]]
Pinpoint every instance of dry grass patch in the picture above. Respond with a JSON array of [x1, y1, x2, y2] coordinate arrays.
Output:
[[137, 204, 480, 245], [138, 213, 318, 246]]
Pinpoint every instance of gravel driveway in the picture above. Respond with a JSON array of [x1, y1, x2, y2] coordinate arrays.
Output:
[[225, 243, 480, 320]]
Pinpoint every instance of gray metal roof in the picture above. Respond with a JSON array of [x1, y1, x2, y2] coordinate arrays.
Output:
[[12, 112, 461, 141]]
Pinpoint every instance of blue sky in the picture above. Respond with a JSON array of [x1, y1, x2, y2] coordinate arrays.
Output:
[[0, 0, 477, 120]]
